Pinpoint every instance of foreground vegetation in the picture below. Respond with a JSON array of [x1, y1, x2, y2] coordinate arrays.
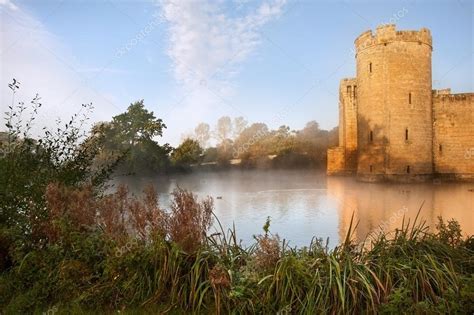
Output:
[[1, 82, 473, 314], [1, 183, 473, 314]]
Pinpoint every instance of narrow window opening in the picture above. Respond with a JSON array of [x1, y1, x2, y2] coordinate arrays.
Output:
[[347, 85, 352, 95], [439, 144, 443, 153], [370, 165, 373, 173], [353, 86, 357, 98], [369, 131, 373, 143], [406, 165, 410, 174], [405, 128, 409, 141], [408, 92, 412, 104], [369, 62, 372, 73]]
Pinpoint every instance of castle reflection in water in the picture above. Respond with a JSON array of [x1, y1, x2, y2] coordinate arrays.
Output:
[[328, 177, 474, 243]]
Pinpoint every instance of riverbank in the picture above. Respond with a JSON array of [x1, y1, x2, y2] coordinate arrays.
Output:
[[1, 185, 473, 314]]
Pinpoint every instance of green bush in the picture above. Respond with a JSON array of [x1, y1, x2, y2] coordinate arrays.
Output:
[[0, 80, 118, 273]]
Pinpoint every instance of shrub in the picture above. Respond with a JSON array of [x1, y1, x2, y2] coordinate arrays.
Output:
[[0, 80, 119, 251], [167, 188, 213, 253], [436, 216, 463, 247], [252, 217, 281, 271]]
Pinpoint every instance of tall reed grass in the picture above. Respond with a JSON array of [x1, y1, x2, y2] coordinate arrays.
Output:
[[1, 184, 473, 314]]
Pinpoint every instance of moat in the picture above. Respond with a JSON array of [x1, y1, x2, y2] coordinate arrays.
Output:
[[116, 169, 474, 248]]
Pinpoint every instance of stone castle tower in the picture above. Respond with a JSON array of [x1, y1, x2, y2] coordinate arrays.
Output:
[[327, 25, 473, 182]]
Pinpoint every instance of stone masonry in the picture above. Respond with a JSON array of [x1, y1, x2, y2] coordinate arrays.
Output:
[[327, 25, 473, 182]]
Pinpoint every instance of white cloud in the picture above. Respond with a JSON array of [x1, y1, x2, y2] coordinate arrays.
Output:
[[160, 0, 286, 87], [0, 1, 121, 137], [0, 0, 17, 11], [157, 0, 287, 144]]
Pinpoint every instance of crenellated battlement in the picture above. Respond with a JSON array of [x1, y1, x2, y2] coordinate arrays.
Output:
[[432, 89, 452, 96], [340, 77, 357, 82], [339, 77, 357, 87], [433, 92, 474, 102], [354, 24, 432, 54]]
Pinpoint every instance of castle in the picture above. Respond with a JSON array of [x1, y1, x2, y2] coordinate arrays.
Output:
[[327, 24, 473, 182]]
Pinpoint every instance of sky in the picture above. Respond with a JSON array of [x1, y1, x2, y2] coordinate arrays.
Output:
[[1, 0, 472, 146]]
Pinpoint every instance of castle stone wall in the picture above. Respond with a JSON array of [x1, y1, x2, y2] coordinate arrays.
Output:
[[327, 147, 346, 175], [339, 78, 358, 172], [433, 93, 474, 179], [355, 24, 433, 180], [339, 78, 358, 151], [327, 78, 358, 175]]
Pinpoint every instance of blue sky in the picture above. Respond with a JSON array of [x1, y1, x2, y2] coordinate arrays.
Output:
[[1, 0, 472, 145]]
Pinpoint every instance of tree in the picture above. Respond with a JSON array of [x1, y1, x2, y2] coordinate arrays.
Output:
[[271, 125, 295, 155], [328, 127, 339, 147], [294, 120, 330, 167], [171, 138, 203, 167], [233, 123, 269, 159], [102, 100, 171, 173], [215, 116, 232, 144], [202, 147, 218, 163], [110, 100, 166, 145], [194, 122, 210, 148], [297, 121, 322, 142], [232, 116, 248, 139], [216, 138, 234, 165]]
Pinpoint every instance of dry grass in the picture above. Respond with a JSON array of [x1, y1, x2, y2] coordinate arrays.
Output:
[[167, 188, 213, 253], [96, 185, 128, 242], [253, 233, 281, 271], [209, 264, 231, 314], [43, 183, 213, 253], [44, 183, 96, 241]]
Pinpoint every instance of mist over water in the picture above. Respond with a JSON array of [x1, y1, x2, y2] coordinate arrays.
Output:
[[113, 170, 474, 248]]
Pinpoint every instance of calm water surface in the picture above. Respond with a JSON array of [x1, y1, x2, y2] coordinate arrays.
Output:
[[116, 170, 474, 248]]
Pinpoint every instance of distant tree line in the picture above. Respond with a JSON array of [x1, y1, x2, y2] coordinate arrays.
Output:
[[183, 116, 338, 169], [1, 97, 338, 175], [94, 100, 339, 172]]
